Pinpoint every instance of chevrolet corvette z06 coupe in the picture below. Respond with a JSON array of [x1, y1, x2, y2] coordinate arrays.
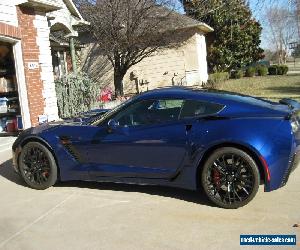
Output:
[[12, 87, 300, 208]]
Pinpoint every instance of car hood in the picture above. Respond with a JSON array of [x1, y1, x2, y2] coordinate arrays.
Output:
[[12, 120, 86, 150], [26, 120, 83, 135], [30, 108, 111, 134]]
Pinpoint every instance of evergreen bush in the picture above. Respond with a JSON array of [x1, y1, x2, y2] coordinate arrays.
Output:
[[245, 67, 256, 77], [207, 72, 229, 88], [268, 66, 277, 75], [55, 73, 98, 118], [231, 70, 244, 79], [256, 65, 268, 76]]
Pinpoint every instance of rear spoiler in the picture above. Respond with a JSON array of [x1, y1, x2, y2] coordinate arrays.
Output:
[[279, 98, 300, 110], [279, 99, 300, 120]]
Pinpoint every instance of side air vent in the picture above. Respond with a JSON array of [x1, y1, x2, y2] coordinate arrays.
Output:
[[59, 137, 84, 163], [63, 144, 82, 162]]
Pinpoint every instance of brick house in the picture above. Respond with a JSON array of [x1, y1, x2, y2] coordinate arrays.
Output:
[[0, 0, 86, 136]]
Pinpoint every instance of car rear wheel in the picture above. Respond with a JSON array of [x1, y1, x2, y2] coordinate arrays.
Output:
[[201, 147, 260, 209], [19, 142, 57, 190]]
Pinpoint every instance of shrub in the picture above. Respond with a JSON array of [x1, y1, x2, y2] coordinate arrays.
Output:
[[277, 65, 289, 75], [245, 67, 256, 77], [268, 66, 277, 75], [231, 69, 244, 79], [55, 73, 98, 118], [207, 72, 229, 88], [256, 65, 268, 76], [276, 65, 284, 75], [268, 65, 289, 75], [283, 65, 289, 75]]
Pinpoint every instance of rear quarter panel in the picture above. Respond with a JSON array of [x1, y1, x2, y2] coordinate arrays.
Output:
[[259, 120, 294, 191], [189, 117, 292, 191]]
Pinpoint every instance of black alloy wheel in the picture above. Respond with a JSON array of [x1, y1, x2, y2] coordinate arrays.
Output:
[[19, 142, 57, 190], [201, 147, 260, 209]]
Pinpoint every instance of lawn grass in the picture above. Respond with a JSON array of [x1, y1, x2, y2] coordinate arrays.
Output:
[[216, 74, 300, 102]]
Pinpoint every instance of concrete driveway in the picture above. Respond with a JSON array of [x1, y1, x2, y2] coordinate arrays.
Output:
[[0, 137, 15, 162], [0, 138, 299, 250]]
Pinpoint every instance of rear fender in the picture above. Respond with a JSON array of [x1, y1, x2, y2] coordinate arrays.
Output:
[[189, 118, 285, 190]]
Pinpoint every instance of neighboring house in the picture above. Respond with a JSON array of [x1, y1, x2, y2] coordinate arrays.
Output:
[[0, 0, 86, 136], [80, 11, 213, 95]]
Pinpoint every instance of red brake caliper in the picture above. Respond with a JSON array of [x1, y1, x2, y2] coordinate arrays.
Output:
[[213, 169, 221, 189], [42, 171, 49, 178]]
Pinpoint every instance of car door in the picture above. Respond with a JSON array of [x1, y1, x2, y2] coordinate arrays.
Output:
[[86, 98, 193, 179]]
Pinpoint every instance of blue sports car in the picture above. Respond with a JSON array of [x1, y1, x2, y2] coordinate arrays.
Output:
[[12, 87, 300, 208]]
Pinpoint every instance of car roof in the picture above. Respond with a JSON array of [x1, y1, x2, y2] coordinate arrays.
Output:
[[136, 87, 270, 105], [135, 87, 289, 116]]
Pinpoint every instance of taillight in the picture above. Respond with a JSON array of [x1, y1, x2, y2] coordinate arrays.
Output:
[[291, 116, 300, 133], [260, 156, 271, 182]]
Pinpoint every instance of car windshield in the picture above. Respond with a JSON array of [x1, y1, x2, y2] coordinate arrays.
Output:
[[90, 98, 134, 126]]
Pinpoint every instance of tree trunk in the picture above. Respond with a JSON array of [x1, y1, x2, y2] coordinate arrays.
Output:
[[114, 69, 125, 97]]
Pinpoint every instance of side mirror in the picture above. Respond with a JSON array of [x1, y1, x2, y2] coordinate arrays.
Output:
[[107, 119, 119, 130], [73, 117, 83, 123]]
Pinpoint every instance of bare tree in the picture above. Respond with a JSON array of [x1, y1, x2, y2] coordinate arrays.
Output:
[[264, 6, 298, 64], [296, 0, 300, 39], [76, 0, 184, 97]]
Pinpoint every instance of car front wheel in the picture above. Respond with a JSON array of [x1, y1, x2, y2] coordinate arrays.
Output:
[[201, 147, 260, 209], [19, 141, 57, 190]]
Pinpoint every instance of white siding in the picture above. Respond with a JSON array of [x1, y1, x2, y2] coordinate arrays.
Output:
[[124, 49, 186, 93], [195, 33, 209, 84], [34, 13, 59, 121], [124, 32, 209, 90], [0, 2, 18, 27]]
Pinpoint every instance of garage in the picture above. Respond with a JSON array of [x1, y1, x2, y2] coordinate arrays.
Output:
[[0, 1, 87, 138], [0, 41, 21, 136]]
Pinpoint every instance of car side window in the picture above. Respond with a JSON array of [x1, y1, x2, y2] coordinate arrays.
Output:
[[112, 99, 184, 127], [179, 100, 224, 119]]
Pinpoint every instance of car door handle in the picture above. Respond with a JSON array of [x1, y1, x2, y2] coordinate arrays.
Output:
[[185, 124, 192, 132]]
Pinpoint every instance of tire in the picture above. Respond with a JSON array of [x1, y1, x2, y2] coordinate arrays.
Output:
[[19, 142, 57, 190], [201, 147, 260, 209]]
